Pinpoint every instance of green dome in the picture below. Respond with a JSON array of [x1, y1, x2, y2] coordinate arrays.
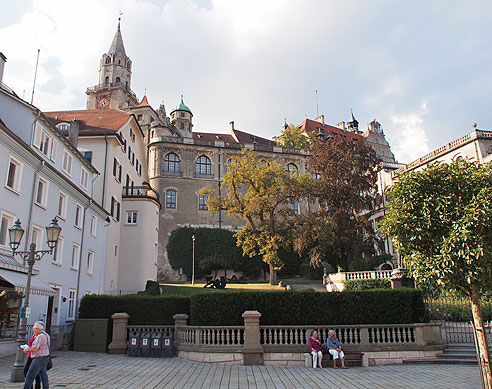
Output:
[[170, 96, 192, 115]]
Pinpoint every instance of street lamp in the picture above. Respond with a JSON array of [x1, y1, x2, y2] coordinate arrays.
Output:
[[9, 217, 61, 382], [191, 235, 195, 285]]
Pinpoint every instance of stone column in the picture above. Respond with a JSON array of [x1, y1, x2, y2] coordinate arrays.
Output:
[[173, 314, 189, 348], [108, 313, 130, 354], [242, 310, 264, 365]]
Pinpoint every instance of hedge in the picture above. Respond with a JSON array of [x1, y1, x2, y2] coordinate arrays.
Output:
[[78, 294, 190, 325], [344, 279, 391, 291], [190, 288, 426, 325]]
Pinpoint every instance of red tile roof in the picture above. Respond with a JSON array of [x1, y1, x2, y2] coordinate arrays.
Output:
[[137, 96, 150, 107], [44, 109, 132, 135], [299, 118, 362, 144]]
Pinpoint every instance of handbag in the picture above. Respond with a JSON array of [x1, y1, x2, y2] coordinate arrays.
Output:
[[47, 356, 53, 371]]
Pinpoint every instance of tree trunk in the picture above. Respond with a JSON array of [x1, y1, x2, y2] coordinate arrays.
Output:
[[269, 263, 277, 286], [470, 285, 492, 389]]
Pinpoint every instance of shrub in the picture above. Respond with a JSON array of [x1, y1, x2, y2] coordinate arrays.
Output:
[[344, 279, 391, 291], [139, 280, 161, 295], [299, 261, 324, 280], [167, 227, 263, 279], [78, 294, 190, 325], [190, 288, 426, 325]]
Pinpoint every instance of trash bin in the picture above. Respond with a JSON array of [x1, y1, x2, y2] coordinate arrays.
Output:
[[127, 330, 140, 357], [140, 331, 151, 357], [151, 331, 162, 358], [162, 331, 173, 357]]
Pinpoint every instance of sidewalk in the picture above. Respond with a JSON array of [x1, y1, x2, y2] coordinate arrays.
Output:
[[0, 351, 481, 388]]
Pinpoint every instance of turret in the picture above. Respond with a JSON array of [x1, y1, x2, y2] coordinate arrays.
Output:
[[170, 96, 193, 137]]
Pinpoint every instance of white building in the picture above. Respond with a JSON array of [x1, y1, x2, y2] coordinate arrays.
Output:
[[0, 53, 109, 352]]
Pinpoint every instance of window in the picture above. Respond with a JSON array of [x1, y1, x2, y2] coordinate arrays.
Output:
[[105, 57, 111, 65], [0, 212, 15, 246], [35, 177, 48, 207], [75, 204, 82, 228], [71, 243, 80, 270], [131, 152, 135, 165], [57, 192, 67, 219], [39, 130, 51, 156], [164, 153, 180, 172], [126, 211, 137, 224], [116, 76, 120, 83], [56, 123, 69, 131], [180, 122, 184, 130], [290, 199, 299, 215], [137, 114, 142, 121], [113, 158, 121, 182], [31, 225, 43, 248], [135, 159, 139, 173], [199, 194, 208, 211], [128, 146, 132, 160], [110, 197, 120, 221], [82, 151, 93, 164], [195, 156, 211, 175], [180, 113, 184, 118], [166, 190, 176, 209], [130, 128, 134, 141], [114, 245, 118, 257], [87, 251, 94, 275], [67, 289, 76, 320], [6, 156, 22, 192], [90, 214, 97, 236], [138, 164, 142, 176], [52, 236, 63, 265], [154, 242, 158, 265], [62, 150, 73, 175], [80, 168, 89, 190], [122, 138, 127, 152], [156, 210, 159, 231], [285, 163, 298, 173]]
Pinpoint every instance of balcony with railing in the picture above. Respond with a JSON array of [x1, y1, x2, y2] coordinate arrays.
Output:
[[86, 81, 137, 101], [122, 186, 160, 205]]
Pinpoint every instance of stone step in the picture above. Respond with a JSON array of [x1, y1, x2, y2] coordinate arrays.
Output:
[[403, 358, 478, 365], [438, 353, 477, 360]]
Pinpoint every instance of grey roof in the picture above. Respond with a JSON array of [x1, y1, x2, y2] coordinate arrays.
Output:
[[108, 21, 126, 57]]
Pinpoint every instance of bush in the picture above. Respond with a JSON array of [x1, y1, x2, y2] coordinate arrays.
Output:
[[299, 261, 324, 280], [190, 288, 426, 325], [344, 279, 391, 291], [138, 280, 161, 295], [276, 246, 306, 278], [78, 294, 190, 325], [167, 227, 263, 279]]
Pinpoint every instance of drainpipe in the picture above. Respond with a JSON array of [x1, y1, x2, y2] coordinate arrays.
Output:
[[218, 147, 222, 228], [24, 160, 45, 253], [74, 199, 92, 317], [101, 135, 108, 208]]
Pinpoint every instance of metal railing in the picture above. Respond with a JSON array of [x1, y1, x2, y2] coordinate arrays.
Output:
[[122, 186, 160, 204], [86, 81, 137, 100]]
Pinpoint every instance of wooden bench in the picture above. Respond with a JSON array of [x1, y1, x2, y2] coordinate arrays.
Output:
[[304, 350, 363, 368]]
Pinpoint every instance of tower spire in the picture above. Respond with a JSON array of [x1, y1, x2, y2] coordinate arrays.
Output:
[[108, 17, 126, 56]]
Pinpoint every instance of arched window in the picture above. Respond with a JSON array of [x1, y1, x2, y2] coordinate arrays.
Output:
[[199, 194, 208, 210], [56, 123, 70, 131], [166, 190, 176, 209], [196, 155, 211, 175], [285, 163, 298, 173], [115, 77, 121, 84], [104, 76, 109, 84], [164, 153, 180, 172], [105, 57, 111, 64]]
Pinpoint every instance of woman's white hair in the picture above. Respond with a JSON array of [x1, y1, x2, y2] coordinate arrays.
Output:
[[33, 321, 45, 330], [328, 329, 335, 336]]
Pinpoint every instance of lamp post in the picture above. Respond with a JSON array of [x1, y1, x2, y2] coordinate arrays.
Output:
[[191, 235, 195, 285], [9, 217, 61, 382]]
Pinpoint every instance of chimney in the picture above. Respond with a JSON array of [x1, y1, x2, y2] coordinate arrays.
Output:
[[0, 52, 6, 85], [229, 121, 235, 131], [315, 114, 325, 125], [69, 118, 80, 148]]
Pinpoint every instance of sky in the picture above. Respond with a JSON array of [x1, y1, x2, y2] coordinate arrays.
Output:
[[1, 0, 491, 163]]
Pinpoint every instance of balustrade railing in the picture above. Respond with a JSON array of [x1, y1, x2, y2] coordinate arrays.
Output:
[[344, 270, 392, 280], [175, 326, 244, 348]]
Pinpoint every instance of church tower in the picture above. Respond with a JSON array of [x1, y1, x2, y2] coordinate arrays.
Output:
[[86, 19, 139, 110]]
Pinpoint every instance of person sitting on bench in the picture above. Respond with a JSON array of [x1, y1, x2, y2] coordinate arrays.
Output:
[[327, 330, 347, 368], [308, 330, 323, 368]]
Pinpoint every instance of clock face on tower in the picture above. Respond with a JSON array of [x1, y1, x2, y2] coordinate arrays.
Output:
[[97, 95, 110, 109]]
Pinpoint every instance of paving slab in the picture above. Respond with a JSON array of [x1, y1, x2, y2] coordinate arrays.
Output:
[[0, 351, 482, 388]]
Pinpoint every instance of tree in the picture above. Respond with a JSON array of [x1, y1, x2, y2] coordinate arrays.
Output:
[[201, 151, 309, 285], [294, 136, 382, 270], [380, 159, 492, 387], [274, 123, 316, 149]]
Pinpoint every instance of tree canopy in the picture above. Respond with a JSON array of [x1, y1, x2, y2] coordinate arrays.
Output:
[[380, 159, 492, 386], [274, 123, 316, 149], [294, 136, 382, 270], [201, 150, 309, 284]]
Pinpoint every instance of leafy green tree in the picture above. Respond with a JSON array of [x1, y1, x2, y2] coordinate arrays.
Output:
[[274, 123, 316, 148], [294, 137, 382, 270], [201, 151, 309, 285], [381, 159, 492, 387]]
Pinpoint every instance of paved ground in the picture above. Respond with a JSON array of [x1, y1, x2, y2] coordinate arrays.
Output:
[[0, 351, 482, 388]]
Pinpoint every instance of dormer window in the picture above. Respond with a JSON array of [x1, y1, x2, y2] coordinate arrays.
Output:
[[56, 123, 70, 131]]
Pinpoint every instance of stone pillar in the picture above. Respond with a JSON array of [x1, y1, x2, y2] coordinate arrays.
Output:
[[108, 312, 130, 354], [242, 310, 264, 365], [173, 314, 189, 348]]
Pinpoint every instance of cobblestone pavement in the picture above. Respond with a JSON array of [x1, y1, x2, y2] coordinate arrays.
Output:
[[0, 352, 482, 388]]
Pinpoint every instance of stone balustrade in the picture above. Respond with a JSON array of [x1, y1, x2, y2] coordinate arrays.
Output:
[[109, 310, 444, 366], [326, 270, 393, 291]]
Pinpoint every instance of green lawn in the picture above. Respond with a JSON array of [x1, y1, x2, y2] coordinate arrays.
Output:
[[159, 282, 285, 296]]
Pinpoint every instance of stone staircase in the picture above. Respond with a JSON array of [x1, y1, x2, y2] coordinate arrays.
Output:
[[403, 343, 478, 365]]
